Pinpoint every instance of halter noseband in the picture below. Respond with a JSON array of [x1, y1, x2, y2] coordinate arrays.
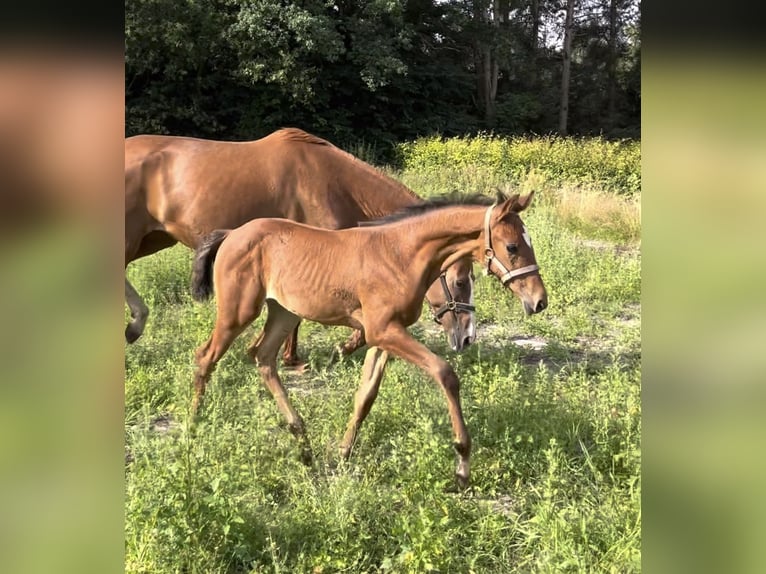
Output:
[[433, 272, 475, 325], [483, 203, 539, 286]]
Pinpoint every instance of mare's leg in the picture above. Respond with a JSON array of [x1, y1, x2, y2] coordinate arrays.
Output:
[[125, 278, 149, 344], [280, 322, 305, 369], [124, 229, 177, 343], [325, 329, 367, 368], [339, 347, 389, 458], [339, 329, 367, 358], [247, 321, 306, 370], [247, 301, 312, 464], [370, 325, 472, 488]]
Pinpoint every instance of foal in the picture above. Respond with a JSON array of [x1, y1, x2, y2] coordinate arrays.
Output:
[[191, 192, 547, 487]]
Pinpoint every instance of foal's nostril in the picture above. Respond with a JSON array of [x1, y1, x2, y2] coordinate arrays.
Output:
[[462, 336, 473, 348], [535, 299, 547, 313]]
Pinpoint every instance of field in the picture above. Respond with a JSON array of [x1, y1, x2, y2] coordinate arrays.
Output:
[[125, 136, 641, 573]]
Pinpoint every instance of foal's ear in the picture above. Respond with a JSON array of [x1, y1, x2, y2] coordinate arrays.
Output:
[[512, 191, 535, 213], [498, 191, 535, 219]]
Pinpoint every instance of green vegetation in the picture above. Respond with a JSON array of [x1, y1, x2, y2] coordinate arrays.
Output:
[[126, 0, 640, 143], [125, 136, 640, 573], [396, 134, 641, 196]]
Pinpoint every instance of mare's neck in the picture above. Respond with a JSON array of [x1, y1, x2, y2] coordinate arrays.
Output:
[[343, 168, 420, 218]]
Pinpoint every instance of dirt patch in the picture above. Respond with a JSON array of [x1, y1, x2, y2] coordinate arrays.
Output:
[[510, 336, 548, 351], [283, 373, 329, 396], [472, 493, 517, 517], [576, 238, 640, 257]]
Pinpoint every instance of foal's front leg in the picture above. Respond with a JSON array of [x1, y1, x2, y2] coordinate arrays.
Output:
[[370, 325, 472, 489]]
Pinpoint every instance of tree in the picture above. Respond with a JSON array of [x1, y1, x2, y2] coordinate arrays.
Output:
[[125, 0, 640, 143], [558, 0, 577, 135], [125, 0, 237, 136], [470, 0, 500, 126]]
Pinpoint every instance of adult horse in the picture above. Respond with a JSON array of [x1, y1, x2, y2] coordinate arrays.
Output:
[[125, 128, 476, 365], [190, 191, 547, 487]]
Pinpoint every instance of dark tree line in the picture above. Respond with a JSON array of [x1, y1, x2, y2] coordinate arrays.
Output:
[[126, 0, 640, 149]]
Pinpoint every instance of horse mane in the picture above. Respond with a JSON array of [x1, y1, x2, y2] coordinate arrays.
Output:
[[275, 127, 334, 147], [275, 127, 420, 203], [359, 191, 504, 227]]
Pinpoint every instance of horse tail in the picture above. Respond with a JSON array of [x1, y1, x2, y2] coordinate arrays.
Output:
[[191, 230, 230, 302]]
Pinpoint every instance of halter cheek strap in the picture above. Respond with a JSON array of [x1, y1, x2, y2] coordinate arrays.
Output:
[[483, 203, 539, 286], [433, 272, 475, 324]]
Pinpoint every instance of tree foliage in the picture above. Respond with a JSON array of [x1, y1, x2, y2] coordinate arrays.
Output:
[[126, 0, 640, 148]]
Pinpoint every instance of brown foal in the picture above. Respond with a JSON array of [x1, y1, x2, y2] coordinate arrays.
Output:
[[191, 191, 548, 487]]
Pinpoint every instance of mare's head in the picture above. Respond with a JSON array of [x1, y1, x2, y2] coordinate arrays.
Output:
[[425, 256, 476, 352], [481, 191, 548, 315]]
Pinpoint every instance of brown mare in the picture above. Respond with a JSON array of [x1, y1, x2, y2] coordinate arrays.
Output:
[[126, 128, 477, 365], [190, 191, 548, 487]]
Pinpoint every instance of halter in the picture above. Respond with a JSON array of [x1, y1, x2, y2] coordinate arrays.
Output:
[[433, 272, 475, 325], [483, 203, 539, 286]]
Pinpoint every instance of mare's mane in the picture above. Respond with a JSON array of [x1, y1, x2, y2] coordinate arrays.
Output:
[[276, 127, 419, 202]]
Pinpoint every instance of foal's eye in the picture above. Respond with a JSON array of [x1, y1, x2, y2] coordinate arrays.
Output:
[[506, 243, 519, 255], [455, 279, 467, 289]]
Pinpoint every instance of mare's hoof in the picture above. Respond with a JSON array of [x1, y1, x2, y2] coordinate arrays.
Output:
[[282, 357, 309, 372], [125, 324, 142, 344], [455, 460, 470, 490], [325, 346, 342, 367], [299, 447, 314, 467]]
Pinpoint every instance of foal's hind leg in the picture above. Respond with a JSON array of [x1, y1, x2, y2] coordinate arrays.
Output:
[[192, 321, 251, 415], [339, 347, 389, 459], [370, 325, 472, 489], [192, 283, 265, 414], [248, 301, 312, 465], [125, 278, 149, 343], [192, 329, 240, 414]]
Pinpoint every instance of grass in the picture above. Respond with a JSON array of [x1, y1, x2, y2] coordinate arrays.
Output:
[[125, 136, 641, 573]]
